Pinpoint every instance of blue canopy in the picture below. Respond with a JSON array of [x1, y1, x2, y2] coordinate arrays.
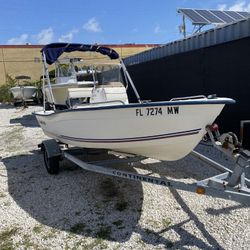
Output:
[[41, 43, 120, 65]]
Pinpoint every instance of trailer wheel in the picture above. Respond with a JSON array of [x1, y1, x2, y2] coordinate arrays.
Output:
[[43, 148, 59, 174]]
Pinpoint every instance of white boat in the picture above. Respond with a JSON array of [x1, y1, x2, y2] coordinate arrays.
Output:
[[44, 58, 95, 108], [10, 86, 38, 100], [35, 43, 235, 161], [10, 75, 38, 104]]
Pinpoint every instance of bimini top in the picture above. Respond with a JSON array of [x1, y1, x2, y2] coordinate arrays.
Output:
[[41, 43, 120, 65]]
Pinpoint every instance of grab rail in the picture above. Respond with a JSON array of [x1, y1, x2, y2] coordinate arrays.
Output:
[[72, 100, 126, 109], [170, 95, 207, 101]]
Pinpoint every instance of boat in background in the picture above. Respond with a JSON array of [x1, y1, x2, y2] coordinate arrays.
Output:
[[35, 43, 235, 161], [44, 58, 96, 108], [10, 75, 38, 106]]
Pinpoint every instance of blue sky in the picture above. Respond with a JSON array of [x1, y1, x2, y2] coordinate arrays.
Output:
[[0, 0, 250, 45]]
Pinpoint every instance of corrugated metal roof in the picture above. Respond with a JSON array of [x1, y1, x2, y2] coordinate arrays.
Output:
[[124, 17, 250, 66], [0, 44, 159, 49]]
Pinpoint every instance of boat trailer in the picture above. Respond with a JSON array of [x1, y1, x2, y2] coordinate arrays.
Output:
[[38, 124, 250, 202]]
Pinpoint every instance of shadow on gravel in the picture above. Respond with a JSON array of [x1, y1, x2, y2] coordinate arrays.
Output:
[[10, 114, 39, 127], [2, 149, 250, 248], [135, 159, 250, 249], [3, 150, 145, 243], [168, 188, 223, 250], [136, 153, 250, 204], [140, 155, 250, 249], [0, 103, 14, 109]]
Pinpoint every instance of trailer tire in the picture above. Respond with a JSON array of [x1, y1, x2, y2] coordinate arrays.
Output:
[[43, 148, 59, 175]]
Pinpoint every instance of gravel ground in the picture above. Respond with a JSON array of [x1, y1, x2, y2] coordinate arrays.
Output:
[[0, 103, 249, 250]]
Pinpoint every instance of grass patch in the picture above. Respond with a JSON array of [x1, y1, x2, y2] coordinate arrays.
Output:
[[0, 227, 19, 242], [72, 239, 87, 250], [137, 238, 146, 247], [32, 225, 43, 234], [42, 228, 57, 240], [85, 228, 92, 234], [0, 227, 19, 250], [0, 240, 15, 250], [166, 241, 174, 248], [3, 201, 11, 207], [162, 218, 172, 228], [100, 178, 118, 198], [83, 238, 108, 250], [20, 234, 41, 249], [112, 220, 123, 227], [96, 226, 112, 240], [0, 192, 6, 198], [70, 223, 86, 234], [115, 201, 128, 211]]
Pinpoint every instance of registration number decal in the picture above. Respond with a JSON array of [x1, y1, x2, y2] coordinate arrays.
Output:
[[136, 106, 179, 116]]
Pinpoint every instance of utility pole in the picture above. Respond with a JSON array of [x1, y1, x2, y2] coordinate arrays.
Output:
[[1, 48, 7, 83]]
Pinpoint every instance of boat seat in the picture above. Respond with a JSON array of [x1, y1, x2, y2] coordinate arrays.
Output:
[[100, 81, 124, 88], [94, 84, 129, 104], [67, 87, 93, 99]]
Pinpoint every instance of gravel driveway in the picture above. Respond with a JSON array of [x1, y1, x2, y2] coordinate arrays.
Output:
[[0, 104, 249, 249]]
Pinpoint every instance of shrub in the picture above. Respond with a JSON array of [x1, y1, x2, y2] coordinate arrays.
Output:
[[0, 74, 16, 103]]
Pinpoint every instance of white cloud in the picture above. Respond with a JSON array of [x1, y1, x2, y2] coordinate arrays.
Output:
[[36, 27, 54, 44], [58, 29, 78, 42], [154, 24, 165, 34], [218, 4, 227, 11], [154, 24, 161, 33], [7, 34, 29, 45], [218, 1, 250, 11], [229, 1, 247, 11], [83, 17, 102, 33]]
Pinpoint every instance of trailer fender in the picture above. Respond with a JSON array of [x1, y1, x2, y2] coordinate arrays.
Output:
[[39, 139, 62, 159]]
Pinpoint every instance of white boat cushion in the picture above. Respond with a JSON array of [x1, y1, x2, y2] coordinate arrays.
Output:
[[68, 87, 93, 99]]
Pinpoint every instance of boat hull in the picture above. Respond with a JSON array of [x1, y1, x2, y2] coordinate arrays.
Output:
[[35, 99, 231, 161], [10, 86, 37, 100]]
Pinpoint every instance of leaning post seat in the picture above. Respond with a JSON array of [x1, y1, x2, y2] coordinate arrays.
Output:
[[67, 87, 93, 99], [98, 82, 129, 104]]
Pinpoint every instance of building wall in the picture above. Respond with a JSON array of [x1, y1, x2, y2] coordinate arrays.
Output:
[[0, 44, 157, 84]]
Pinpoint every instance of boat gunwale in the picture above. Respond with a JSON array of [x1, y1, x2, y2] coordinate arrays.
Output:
[[34, 98, 235, 117]]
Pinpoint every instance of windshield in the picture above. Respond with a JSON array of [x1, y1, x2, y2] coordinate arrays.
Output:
[[95, 64, 123, 85], [56, 64, 74, 77], [74, 63, 124, 85], [55, 61, 124, 85]]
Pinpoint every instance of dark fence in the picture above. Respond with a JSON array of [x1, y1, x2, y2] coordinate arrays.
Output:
[[127, 37, 250, 147]]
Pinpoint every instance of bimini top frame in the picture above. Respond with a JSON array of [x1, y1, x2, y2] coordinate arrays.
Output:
[[41, 43, 120, 65], [41, 43, 142, 110]]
